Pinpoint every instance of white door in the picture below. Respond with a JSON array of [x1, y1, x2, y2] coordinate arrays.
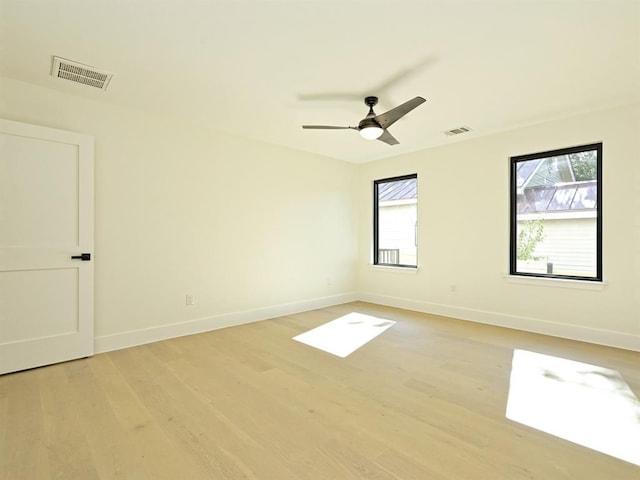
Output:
[[0, 119, 94, 375]]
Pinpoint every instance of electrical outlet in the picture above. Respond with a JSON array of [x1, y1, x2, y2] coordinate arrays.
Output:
[[186, 294, 195, 306], [449, 284, 457, 294]]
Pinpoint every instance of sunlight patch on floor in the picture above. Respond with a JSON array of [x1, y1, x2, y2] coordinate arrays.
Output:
[[293, 312, 395, 358], [506, 349, 640, 466]]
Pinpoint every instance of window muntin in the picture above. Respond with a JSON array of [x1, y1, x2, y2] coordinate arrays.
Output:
[[373, 174, 418, 268], [510, 143, 602, 281]]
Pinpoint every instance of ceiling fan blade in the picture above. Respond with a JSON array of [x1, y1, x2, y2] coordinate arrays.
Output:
[[377, 129, 399, 145], [373, 96, 426, 129], [302, 125, 354, 130], [370, 57, 438, 95]]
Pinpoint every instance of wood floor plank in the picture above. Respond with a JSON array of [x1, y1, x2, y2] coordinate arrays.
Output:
[[0, 370, 51, 479], [39, 361, 100, 479], [1, 301, 638, 479]]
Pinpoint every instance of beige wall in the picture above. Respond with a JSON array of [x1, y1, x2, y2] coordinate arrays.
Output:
[[2, 75, 638, 351], [357, 103, 640, 350], [0, 77, 358, 349]]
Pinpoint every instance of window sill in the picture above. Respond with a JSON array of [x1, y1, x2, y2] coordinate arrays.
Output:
[[505, 274, 607, 291], [369, 264, 419, 274]]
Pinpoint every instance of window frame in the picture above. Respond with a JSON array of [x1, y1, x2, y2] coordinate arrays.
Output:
[[373, 173, 418, 268], [509, 143, 603, 282]]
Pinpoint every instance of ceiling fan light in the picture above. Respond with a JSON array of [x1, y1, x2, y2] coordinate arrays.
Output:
[[360, 126, 384, 140]]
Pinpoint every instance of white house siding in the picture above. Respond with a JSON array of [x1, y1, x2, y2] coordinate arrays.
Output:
[[379, 200, 417, 265], [519, 217, 597, 276]]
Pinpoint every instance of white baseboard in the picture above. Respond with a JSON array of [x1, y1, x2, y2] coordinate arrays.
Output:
[[95, 292, 358, 354], [95, 290, 639, 354], [358, 292, 640, 352]]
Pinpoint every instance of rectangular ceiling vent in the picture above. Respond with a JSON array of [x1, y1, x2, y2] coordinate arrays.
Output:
[[51, 56, 113, 91], [444, 126, 472, 136]]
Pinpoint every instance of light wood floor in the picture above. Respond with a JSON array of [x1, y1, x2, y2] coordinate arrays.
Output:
[[1, 302, 639, 479]]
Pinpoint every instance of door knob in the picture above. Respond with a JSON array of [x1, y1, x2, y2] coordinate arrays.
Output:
[[71, 253, 91, 261]]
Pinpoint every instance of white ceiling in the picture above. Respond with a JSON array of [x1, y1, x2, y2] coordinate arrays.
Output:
[[1, 0, 638, 163]]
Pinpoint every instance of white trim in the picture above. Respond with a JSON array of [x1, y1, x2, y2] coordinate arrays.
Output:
[[0, 117, 93, 145], [358, 292, 640, 353], [95, 293, 358, 353], [94, 288, 637, 355], [369, 265, 419, 274], [505, 275, 607, 290]]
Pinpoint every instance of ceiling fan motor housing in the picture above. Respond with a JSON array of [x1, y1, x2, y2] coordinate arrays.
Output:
[[358, 117, 382, 130], [359, 96, 384, 139], [361, 96, 381, 129]]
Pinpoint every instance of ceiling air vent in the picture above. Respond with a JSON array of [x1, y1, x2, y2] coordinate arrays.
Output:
[[444, 126, 472, 136], [51, 56, 113, 91]]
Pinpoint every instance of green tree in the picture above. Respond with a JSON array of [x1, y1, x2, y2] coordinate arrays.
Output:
[[517, 219, 545, 261], [569, 151, 597, 181]]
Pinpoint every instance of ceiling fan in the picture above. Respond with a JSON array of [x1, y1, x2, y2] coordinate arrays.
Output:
[[302, 96, 426, 145]]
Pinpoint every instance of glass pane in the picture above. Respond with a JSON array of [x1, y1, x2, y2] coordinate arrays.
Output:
[[377, 177, 417, 266], [515, 149, 598, 278]]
